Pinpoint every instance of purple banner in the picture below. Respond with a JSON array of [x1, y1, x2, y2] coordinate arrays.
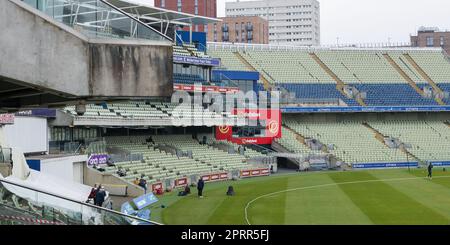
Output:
[[16, 109, 56, 118], [87, 154, 109, 167], [173, 55, 221, 67]]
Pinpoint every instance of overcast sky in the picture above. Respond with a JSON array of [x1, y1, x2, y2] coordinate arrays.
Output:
[[218, 0, 450, 45]]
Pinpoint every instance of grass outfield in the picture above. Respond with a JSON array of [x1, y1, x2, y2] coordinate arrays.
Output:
[[150, 168, 450, 225]]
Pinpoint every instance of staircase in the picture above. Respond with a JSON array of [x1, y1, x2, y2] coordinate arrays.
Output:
[[383, 53, 445, 105], [444, 121, 450, 128], [283, 126, 308, 146], [363, 122, 421, 163], [309, 53, 366, 106], [233, 51, 273, 91], [283, 125, 330, 154], [403, 53, 446, 105], [362, 122, 389, 145], [399, 147, 423, 165]]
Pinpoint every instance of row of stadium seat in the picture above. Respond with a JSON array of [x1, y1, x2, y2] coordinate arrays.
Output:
[[103, 135, 262, 184], [352, 83, 438, 106], [209, 48, 450, 84], [207, 49, 252, 71], [278, 84, 360, 106], [369, 120, 450, 161], [279, 116, 450, 164], [208, 138, 266, 158], [173, 44, 210, 58], [277, 83, 445, 106], [64, 102, 237, 121], [174, 73, 207, 84], [275, 127, 320, 155], [282, 118, 409, 164]]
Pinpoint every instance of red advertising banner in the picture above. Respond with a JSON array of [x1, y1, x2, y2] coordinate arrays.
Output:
[[240, 170, 251, 177], [216, 109, 282, 145], [0, 114, 15, 125], [151, 183, 163, 192], [261, 169, 270, 175], [175, 178, 188, 187], [174, 84, 240, 94], [240, 168, 270, 178], [202, 173, 229, 182], [220, 173, 229, 179], [251, 170, 261, 176], [210, 174, 220, 181]]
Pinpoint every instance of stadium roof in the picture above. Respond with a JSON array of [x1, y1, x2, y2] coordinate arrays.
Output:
[[104, 0, 222, 27]]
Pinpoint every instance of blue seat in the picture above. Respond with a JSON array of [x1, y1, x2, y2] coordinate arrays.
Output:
[[275, 83, 439, 107], [435, 83, 450, 104], [277, 83, 360, 106], [173, 73, 207, 85], [352, 83, 438, 106]]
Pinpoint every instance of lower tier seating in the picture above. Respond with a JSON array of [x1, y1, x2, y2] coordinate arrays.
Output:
[[279, 116, 450, 165], [103, 135, 262, 184]]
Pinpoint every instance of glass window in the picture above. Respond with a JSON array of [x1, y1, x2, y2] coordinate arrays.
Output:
[[440, 36, 445, 46], [426, 36, 434, 47], [22, 0, 168, 42], [177, 0, 182, 11]]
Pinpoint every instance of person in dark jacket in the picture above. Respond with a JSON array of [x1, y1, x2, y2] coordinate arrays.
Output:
[[178, 185, 191, 196], [95, 186, 106, 207], [197, 178, 205, 198], [139, 176, 148, 194], [184, 185, 191, 195], [428, 163, 434, 180], [226, 186, 235, 196]]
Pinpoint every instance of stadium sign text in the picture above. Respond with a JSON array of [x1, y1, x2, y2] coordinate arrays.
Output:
[[171, 86, 280, 128], [352, 162, 419, 169], [173, 55, 221, 67], [87, 154, 108, 167], [0, 114, 15, 125], [282, 106, 450, 114]]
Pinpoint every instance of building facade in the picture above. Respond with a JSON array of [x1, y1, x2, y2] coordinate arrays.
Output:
[[154, 0, 217, 33], [208, 16, 269, 44], [226, 0, 320, 46], [411, 27, 450, 54]]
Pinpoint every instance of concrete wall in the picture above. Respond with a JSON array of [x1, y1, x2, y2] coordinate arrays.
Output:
[[83, 166, 145, 198], [49, 110, 74, 127], [0, 0, 89, 96], [0, 0, 173, 99], [3, 117, 48, 154], [38, 155, 88, 183], [90, 43, 173, 97]]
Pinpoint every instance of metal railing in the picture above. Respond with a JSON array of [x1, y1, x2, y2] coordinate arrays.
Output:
[[0, 178, 161, 225], [22, 0, 169, 41], [207, 41, 442, 52]]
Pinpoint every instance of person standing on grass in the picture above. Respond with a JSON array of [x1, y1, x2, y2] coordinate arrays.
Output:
[[197, 178, 205, 198], [428, 163, 434, 180]]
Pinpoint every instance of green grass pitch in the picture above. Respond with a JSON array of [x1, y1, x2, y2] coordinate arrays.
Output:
[[150, 168, 450, 225]]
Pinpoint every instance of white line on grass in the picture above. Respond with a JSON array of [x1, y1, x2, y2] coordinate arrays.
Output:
[[244, 175, 450, 225]]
